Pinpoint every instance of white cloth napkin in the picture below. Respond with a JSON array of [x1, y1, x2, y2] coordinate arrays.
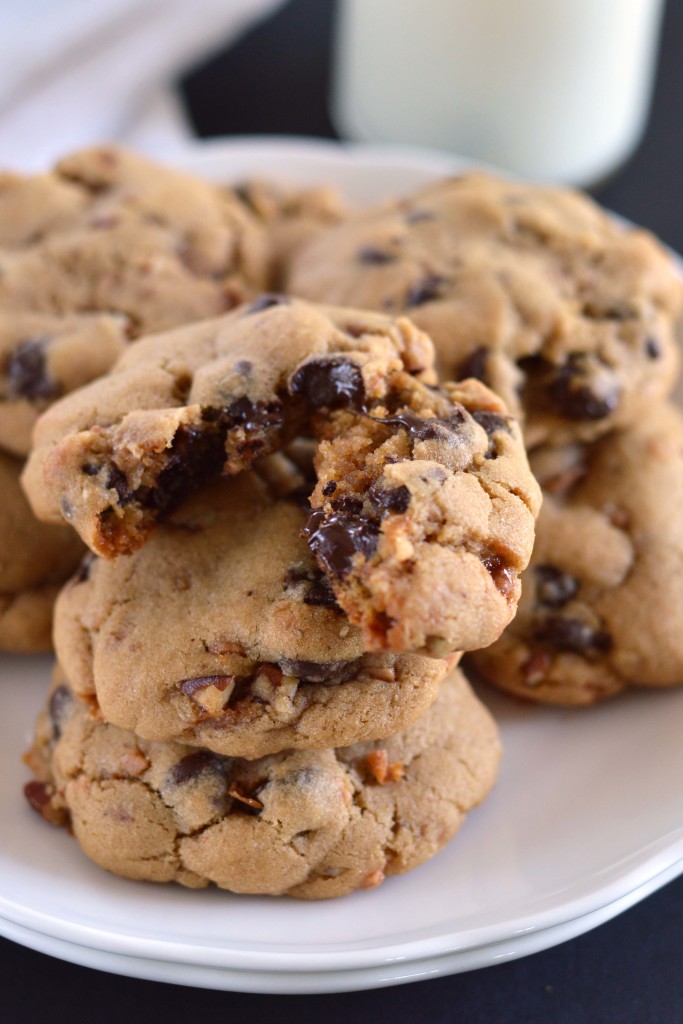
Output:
[[0, 0, 284, 170]]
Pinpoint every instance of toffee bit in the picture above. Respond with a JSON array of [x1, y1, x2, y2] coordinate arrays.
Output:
[[24, 780, 68, 826], [205, 639, 247, 656], [522, 649, 553, 686], [364, 750, 404, 785], [228, 784, 263, 811], [361, 869, 385, 889]]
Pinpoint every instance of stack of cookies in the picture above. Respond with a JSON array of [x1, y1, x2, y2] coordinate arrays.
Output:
[[288, 172, 683, 706], [20, 293, 541, 896], [11, 146, 683, 899]]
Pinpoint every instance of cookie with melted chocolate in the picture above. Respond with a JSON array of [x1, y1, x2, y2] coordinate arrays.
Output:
[[288, 172, 682, 447], [25, 665, 500, 898], [470, 403, 683, 704], [26, 298, 540, 654]]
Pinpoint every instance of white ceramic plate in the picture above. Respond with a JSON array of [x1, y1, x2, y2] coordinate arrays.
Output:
[[2, 139, 683, 993], [3, 859, 683, 995]]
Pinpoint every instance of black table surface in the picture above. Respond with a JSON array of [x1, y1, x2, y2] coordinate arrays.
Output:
[[3, 2, 683, 1021]]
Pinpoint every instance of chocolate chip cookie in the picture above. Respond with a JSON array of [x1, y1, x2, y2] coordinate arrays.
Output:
[[234, 178, 349, 287], [0, 311, 129, 457], [53, 470, 455, 756], [470, 403, 683, 704], [25, 665, 500, 898], [0, 145, 268, 456], [288, 172, 682, 447], [26, 298, 540, 653], [0, 450, 83, 652]]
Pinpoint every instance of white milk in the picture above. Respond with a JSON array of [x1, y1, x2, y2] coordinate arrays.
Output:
[[332, 0, 665, 186]]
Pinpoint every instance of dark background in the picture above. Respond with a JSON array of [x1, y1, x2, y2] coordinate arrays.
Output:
[[3, 1, 683, 1020]]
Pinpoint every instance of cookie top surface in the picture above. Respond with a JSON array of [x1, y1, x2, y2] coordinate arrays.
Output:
[[25, 665, 500, 898], [471, 402, 683, 705], [27, 298, 540, 654], [0, 311, 129, 457], [288, 172, 682, 447], [53, 470, 453, 756], [0, 146, 268, 455], [234, 178, 349, 288]]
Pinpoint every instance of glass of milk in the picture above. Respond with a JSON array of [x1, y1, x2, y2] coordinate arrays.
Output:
[[331, 0, 665, 186]]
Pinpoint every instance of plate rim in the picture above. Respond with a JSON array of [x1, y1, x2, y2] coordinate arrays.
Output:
[[2, 855, 682, 993]]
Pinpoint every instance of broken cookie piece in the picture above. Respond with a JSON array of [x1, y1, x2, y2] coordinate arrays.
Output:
[[26, 298, 540, 654]]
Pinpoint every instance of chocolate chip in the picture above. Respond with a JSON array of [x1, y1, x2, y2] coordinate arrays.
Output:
[[322, 481, 337, 496], [245, 294, 291, 314], [356, 245, 397, 265], [48, 685, 73, 740], [283, 565, 310, 588], [233, 182, 254, 207], [535, 565, 579, 608], [81, 462, 100, 477], [169, 750, 231, 785], [289, 358, 366, 411], [405, 209, 436, 224], [645, 337, 661, 359], [225, 395, 285, 434], [533, 616, 612, 654], [406, 273, 447, 307], [368, 483, 411, 515], [72, 553, 95, 584], [105, 465, 132, 503], [285, 565, 343, 611], [372, 407, 466, 442], [547, 355, 619, 421], [331, 495, 363, 515], [141, 400, 283, 520], [278, 657, 361, 684], [142, 424, 228, 515], [303, 509, 380, 577], [235, 359, 253, 375], [457, 347, 490, 382], [303, 575, 342, 612], [470, 409, 511, 436], [6, 338, 61, 402]]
